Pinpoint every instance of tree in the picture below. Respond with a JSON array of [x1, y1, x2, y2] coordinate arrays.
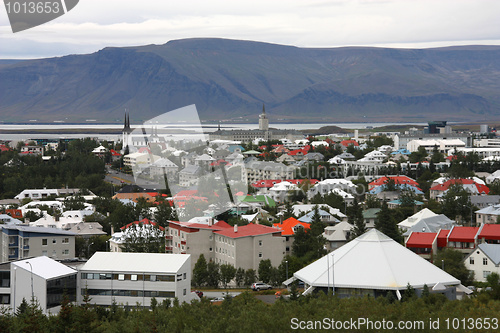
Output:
[[244, 269, 257, 286], [193, 254, 208, 287], [235, 267, 245, 287], [206, 261, 220, 288], [433, 248, 474, 286], [375, 202, 403, 243], [348, 198, 366, 238], [258, 259, 272, 284], [220, 264, 236, 289], [121, 222, 165, 253], [440, 183, 472, 223]]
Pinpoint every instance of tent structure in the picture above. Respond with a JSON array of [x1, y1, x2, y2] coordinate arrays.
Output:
[[285, 229, 471, 299]]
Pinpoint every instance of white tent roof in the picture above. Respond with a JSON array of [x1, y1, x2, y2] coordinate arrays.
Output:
[[82, 252, 190, 274], [293, 229, 461, 290], [13, 256, 76, 280]]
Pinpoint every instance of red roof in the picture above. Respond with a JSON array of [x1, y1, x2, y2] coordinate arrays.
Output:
[[121, 218, 164, 231], [437, 229, 450, 248], [340, 140, 359, 147], [210, 159, 232, 167], [213, 223, 281, 238], [213, 220, 232, 229], [138, 147, 151, 154], [477, 224, 500, 241], [406, 232, 437, 248], [288, 148, 307, 156], [251, 179, 319, 188], [448, 226, 479, 243], [273, 217, 310, 236], [430, 179, 490, 194], [110, 149, 121, 156], [0, 144, 12, 152], [6, 209, 23, 219], [369, 176, 419, 189]]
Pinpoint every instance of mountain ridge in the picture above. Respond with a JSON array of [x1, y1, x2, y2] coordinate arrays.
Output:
[[1, 38, 500, 123]]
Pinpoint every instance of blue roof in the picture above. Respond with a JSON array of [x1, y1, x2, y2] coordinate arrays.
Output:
[[391, 149, 411, 155], [388, 199, 424, 205]]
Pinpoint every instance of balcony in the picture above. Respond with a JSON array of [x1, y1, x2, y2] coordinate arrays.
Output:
[[165, 236, 173, 240]]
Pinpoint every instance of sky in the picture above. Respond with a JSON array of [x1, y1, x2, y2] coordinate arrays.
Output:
[[1, 0, 500, 59]]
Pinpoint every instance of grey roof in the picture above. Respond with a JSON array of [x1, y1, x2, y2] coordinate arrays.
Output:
[[471, 195, 500, 205], [154, 158, 178, 168], [478, 243, 500, 265], [298, 209, 339, 223], [13, 256, 77, 280], [179, 165, 202, 175], [403, 215, 456, 236], [246, 161, 293, 172], [1, 224, 77, 235], [0, 214, 23, 225]]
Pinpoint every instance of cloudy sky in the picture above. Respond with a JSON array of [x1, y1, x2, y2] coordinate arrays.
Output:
[[1, 0, 500, 59]]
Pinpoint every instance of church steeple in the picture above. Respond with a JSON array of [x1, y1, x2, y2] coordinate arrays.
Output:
[[259, 104, 269, 132]]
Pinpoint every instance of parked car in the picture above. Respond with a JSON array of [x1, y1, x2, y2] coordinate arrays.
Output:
[[193, 290, 203, 298], [251, 283, 272, 291]]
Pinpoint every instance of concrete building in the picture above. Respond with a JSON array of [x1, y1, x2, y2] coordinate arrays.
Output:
[[78, 252, 192, 307], [14, 188, 86, 200], [168, 221, 285, 271], [243, 161, 294, 184], [394, 133, 471, 150], [0, 256, 77, 315], [0, 225, 76, 262]]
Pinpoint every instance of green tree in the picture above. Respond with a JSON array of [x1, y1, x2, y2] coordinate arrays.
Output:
[[348, 198, 366, 238], [193, 254, 208, 287], [258, 259, 272, 283], [220, 264, 236, 289], [121, 222, 165, 253], [235, 267, 245, 287], [375, 202, 403, 243], [434, 248, 474, 286], [244, 269, 257, 287], [206, 261, 220, 288]]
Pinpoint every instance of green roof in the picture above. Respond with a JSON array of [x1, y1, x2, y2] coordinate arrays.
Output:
[[363, 208, 381, 219], [239, 195, 276, 207]]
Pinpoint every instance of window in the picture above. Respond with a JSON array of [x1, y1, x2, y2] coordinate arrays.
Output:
[[183, 289, 186, 296], [483, 271, 491, 278], [118, 274, 125, 281], [42, 250, 48, 256], [183, 273, 186, 280], [62, 249, 69, 255], [52, 239, 56, 244], [131, 275, 138, 281], [469, 257, 474, 265], [209, 247, 213, 252], [258, 253, 263, 258], [259, 240, 262, 246], [62, 238, 69, 244], [483, 258, 488, 265]]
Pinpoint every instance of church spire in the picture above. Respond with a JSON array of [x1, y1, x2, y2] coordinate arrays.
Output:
[[262, 104, 266, 114]]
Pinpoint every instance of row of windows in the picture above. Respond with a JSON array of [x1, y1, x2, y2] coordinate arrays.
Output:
[[42, 238, 70, 245], [81, 273, 180, 282], [82, 289, 175, 298], [469, 257, 488, 265]]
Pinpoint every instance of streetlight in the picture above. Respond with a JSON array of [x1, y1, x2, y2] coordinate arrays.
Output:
[[285, 260, 288, 281], [441, 260, 444, 271], [88, 242, 94, 258], [25, 262, 34, 303]]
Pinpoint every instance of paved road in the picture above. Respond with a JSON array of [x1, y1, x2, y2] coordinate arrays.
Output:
[[202, 291, 242, 299]]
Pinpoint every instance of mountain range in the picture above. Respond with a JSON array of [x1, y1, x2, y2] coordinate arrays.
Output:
[[1, 38, 500, 123]]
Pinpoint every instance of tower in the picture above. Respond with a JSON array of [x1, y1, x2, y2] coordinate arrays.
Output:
[[122, 111, 133, 152], [259, 104, 269, 131]]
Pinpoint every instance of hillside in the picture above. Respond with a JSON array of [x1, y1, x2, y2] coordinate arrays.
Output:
[[1, 39, 500, 123]]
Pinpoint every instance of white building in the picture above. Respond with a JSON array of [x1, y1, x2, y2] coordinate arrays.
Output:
[[0, 256, 77, 315], [464, 243, 500, 282], [78, 252, 193, 307]]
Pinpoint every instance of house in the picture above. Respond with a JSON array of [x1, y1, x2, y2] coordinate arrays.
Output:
[[430, 179, 489, 200], [238, 195, 276, 208], [405, 232, 438, 260], [307, 179, 356, 199], [67, 222, 107, 239], [20, 145, 43, 155], [298, 209, 339, 225], [179, 165, 204, 187], [109, 219, 164, 253], [273, 217, 311, 254], [14, 188, 86, 200], [398, 208, 439, 231], [401, 215, 456, 240], [285, 229, 470, 300], [0, 256, 77, 315], [243, 161, 294, 183], [475, 204, 500, 225], [464, 243, 500, 282], [477, 224, 500, 244], [91, 145, 108, 157], [362, 208, 381, 229], [368, 176, 419, 191], [0, 214, 23, 225], [446, 226, 480, 254], [340, 140, 359, 148], [291, 204, 347, 221], [322, 221, 353, 251], [0, 225, 76, 262], [123, 152, 161, 168], [78, 252, 193, 307], [251, 179, 319, 194], [387, 199, 424, 209]]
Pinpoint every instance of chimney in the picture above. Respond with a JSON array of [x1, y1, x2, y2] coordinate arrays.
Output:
[[208, 218, 213, 226], [111, 225, 115, 234], [234, 224, 238, 233]]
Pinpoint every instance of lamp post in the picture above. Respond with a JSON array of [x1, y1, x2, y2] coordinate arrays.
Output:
[[331, 252, 335, 296], [441, 260, 444, 271], [25, 261, 34, 303], [285, 260, 288, 281], [88, 242, 94, 258]]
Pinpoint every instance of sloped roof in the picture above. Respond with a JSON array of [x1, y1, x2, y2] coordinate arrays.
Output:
[[477, 243, 500, 265], [369, 176, 418, 188], [430, 179, 489, 194], [293, 229, 461, 290], [298, 209, 339, 223], [477, 224, 500, 241], [448, 226, 479, 243], [322, 221, 353, 242], [406, 232, 437, 248], [437, 229, 450, 247], [214, 223, 281, 238], [398, 208, 438, 229], [13, 256, 76, 280], [274, 217, 311, 236], [402, 215, 456, 236]]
